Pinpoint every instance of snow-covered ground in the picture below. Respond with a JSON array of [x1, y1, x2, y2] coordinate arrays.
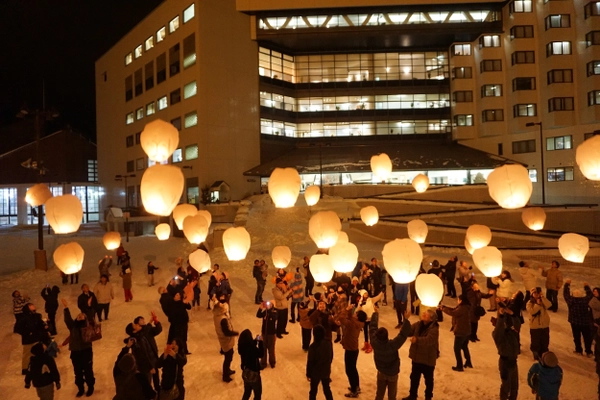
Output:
[[0, 195, 598, 400]]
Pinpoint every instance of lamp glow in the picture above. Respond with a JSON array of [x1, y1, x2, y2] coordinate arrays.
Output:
[[103, 231, 121, 250], [360, 206, 379, 226], [412, 174, 430, 193], [272, 246, 292, 269], [309, 211, 342, 249], [223, 226, 251, 261], [558, 233, 589, 263], [183, 214, 209, 244], [407, 219, 428, 244], [45, 194, 83, 234], [140, 165, 184, 216], [370, 153, 393, 182], [472, 246, 503, 277], [415, 274, 444, 307], [173, 204, 198, 230], [53, 242, 84, 275], [487, 164, 532, 209], [310, 254, 335, 283], [576, 135, 600, 180], [521, 207, 546, 231], [25, 184, 53, 207], [329, 241, 359, 273], [189, 249, 211, 273], [140, 119, 179, 162], [155, 223, 171, 240], [268, 167, 301, 208], [466, 224, 492, 250], [304, 186, 321, 207], [382, 238, 423, 284]]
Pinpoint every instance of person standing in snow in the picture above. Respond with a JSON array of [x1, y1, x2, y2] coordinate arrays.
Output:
[[467, 282, 493, 342], [77, 284, 98, 322], [41, 285, 60, 336], [289, 268, 304, 324], [493, 270, 514, 301], [24, 342, 61, 400], [13, 290, 30, 333], [441, 294, 472, 371], [336, 306, 367, 398], [519, 261, 539, 304], [590, 287, 600, 325], [93, 275, 114, 321], [238, 329, 264, 400], [527, 351, 563, 400], [272, 278, 292, 338], [564, 280, 594, 356], [526, 287, 552, 360], [62, 299, 95, 397], [157, 338, 187, 400], [492, 305, 521, 400], [98, 255, 112, 279], [442, 256, 458, 298], [112, 341, 156, 400], [303, 256, 315, 297], [253, 259, 266, 305], [213, 293, 239, 382], [306, 324, 334, 400], [539, 260, 563, 312], [356, 288, 384, 353], [168, 292, 191, 355], [132, 314, 163, 392], [298, 300, 315, 352], [369, 309, 411, 400], [120, 252, 133, 302], [147, 261, 159, 287], [256, 301, 278, 369], [15, 303, 48, 375], [393, 281, 409, 329]]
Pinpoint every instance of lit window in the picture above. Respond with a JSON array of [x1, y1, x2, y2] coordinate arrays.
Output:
[[146, 102, 156, 116], [454, 115, 473, 126], [185, 144, 198, 160], [588, 91, 600, 106], [183, 4, 195, 23], [172, 148, 183, 163], [547, 167, 574, 182], [513, 104, 536, 117], [546, 135, 572, 151], [184, 81, 197, 99], [157, 27, 166, 43], [169, 16, 180, 33], [588, 60, 600, 76], [479, 35, 501, 48], [548, 97, 574, 112], [547, 69, 573, 84], [145, 36, 154, 51], [452, 44, 471, 56], [136, 158, 145, 171], [125, 53, 133, 65], [586, 31, 600, 47], [184, 111, 198, 128], [126, 112, 134, 124], [510, 0, 533, 13], [584, 2, 600, 18], [88, 160, 98, 182], [134, 45, 143, 59], [545, 15, 570, 29], [546, 41, 571, 56], [528, 169, 537, 183], [183, 34, 196, 69], [481, 85, 502, 97], [136, 107, 144, 120], [158, 96, 168, 110]]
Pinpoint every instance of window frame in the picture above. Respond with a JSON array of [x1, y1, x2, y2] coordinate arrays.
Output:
[[546, 41, 572, 56], [546, 135, 572, 151], [169, 16, 180, 33], [588, 90, 600, 106], [481, 109, 504, 122], [481, 84, 502, 97], [157, 27, 166, 43], [547, 166, 574, 182], [547, 69, 573, 84], [584, 2, 600, 19], [548, 97, 574, 112], [512, 77, 536, 91], [185, 144, 199, 161], [513, 104, 537, 117], [510, 25, 534, 39], [586, 31, 600, 47], [511, 51, 535, 65], [183, 4, 195, 23], [480, 59, 502, 72], [125, 52, 133, 66], [512, 139, 536, 154], [452, 44, 472, 56], [587, 60, 600, 76], [510, 0, 533, 13], [453, 91, 473, 103], [454, 114, 474, 126], [145, 36, 154, 51], [545, 14, 571, 30], [479, 35, 501, 48], [157, 96, 168, 111], [452, 67, 472, 79], [126, 112, 134, 125]]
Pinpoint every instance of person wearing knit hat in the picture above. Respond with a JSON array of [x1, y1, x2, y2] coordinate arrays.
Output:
[[356, 288, 384, 353], [564, 279, 594, 356], [526, 286, 552, 360], [527, 351, 563, 400]]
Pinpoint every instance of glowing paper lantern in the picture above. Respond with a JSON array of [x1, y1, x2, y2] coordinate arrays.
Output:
[[183, 214, 209, 244], [189, 249, 211, 273], [103, 231, 121, 250], [360, 206, 379, 226], [140, 119, 179, 162], [558, 233, 589, 263], [466, 224, 492, 250], [464, 239, 475, 255], [309, 211, 342, 249], [272, 246, 292, 269], [370, 153, 393, 182], [487, 164, 532, 209], [472, 246, 503, 277], [223, 226, 251, 261], [415, 274, 444, 307], [25, 184, 53, 207], [173, 204, 198, 230], [329, 242, 359, 273], [141, 165, 184, 216], [412, 174, 430, 193], [337, 231, 349, 244], [310, 254, 334, 283], [155, 223, 171, 240], [576, 135, 600, 180], [382, 238, 423, 284], [53, 242, 84, 275], [304, 186, 320, 206], [197, 209, 212, 227], [521, 207, 546, 231], [45, 194, 83, 234], [268, 167, 301, 208], [407, 219, 428, 244]]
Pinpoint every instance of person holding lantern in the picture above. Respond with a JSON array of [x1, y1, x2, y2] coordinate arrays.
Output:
[[526, 287, 551, 360], [539, 260, 563, 312], [356, 288, 384, 353], [335, 306, 367, 398], [564, 280, 594, 357]]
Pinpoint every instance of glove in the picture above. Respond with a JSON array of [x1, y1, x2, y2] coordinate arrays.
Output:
[[56, 382, 61, 390], [25, 383, 30, 389]]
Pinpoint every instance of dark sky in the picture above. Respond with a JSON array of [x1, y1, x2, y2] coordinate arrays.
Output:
[[0, 0, 164, 141]]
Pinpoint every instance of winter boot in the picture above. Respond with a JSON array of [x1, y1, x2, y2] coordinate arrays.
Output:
[[76, 387, 85, 397], [344, 392, 359, 398], [86, 386, 94, 397], [361, 342, 368, 351], [365, 342, 373, 353], [334, 334, 342, 343]]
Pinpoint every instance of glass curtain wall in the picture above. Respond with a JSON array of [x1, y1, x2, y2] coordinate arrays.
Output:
[[0, 188, 18, 225]]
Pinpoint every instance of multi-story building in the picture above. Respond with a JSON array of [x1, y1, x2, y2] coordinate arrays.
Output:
[[96, 0, 600, 211]]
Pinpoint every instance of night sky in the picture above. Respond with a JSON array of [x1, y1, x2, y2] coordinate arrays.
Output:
[[0, 0, 164, 141]]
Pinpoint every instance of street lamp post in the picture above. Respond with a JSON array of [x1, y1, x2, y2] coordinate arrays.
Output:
[[115, 174, 136, 242], [526, 121, 545, 205]]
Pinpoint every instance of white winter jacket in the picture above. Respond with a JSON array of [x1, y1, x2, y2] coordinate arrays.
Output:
[[519, 267, 538, 291], [492, 277, 513, 299], [356, 290, 384, 320], [93, 281, 114, 304]]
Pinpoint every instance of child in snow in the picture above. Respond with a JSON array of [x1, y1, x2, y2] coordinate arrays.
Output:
[[527, 351, 563, 400]]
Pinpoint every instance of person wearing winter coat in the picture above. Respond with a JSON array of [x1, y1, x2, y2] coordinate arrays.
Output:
[[336, 307, 367, 398], [146, 261, 159, 287], [24, 342, 61, 400], [369, 311, 411, 400], [13, 290, 30, 332], [125, 325, 158, 391], [77, 284, 98, 322], [256, 302, 278, 369], [272, 278, 292, 338], [540, 260, 563, 312], [306, 324, 334, 400], [393, 282, 409, 328], [527, 351, 562, 400], [93, 275, 114, 321], [467, 282, 493, 342], [441, 294, 472, 371], [526, 287, 552, 359], [357, 289, 384, 353], [442, 256, 458, 298], [402, 309, 439, 400], [493, 270, 514, 300], [120, 253, 133, 302], [157, 338, 187, 400], [289, 269, 304, 323], [62, 299, 95, 397], [492, 307, 521, 400], [594, 325, 600, 399], [486, 277, 500, 311], [303, 256, 315, 297], [207, 264, 221, 309], [213, 295, 239, 382], [519, 261, 539, 303], [238, 329, 264, 400], [113, 343, 156, 400], [590, 287, 600, 324], [309, 300, 335, 343], [456, 261, 474, 294], [564, 280, 594, 356], [98, 255, 112, 278], [168, 292, 191, 355], [253, 259, 266, 304], [298, 301, 314, 351], [15, 303, 48, 375], [41, 285, 60, 336]]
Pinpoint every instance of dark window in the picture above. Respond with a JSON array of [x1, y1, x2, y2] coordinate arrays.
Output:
[[585, 2, 600, 18], [480, 59, 502, 72], [547, 69, 573, 84], [126, 135, 134, 147], [134, 68, 143, 97], [169, 43, 180, 77], [512, 139, 536, 154], [171, 117, 182, 130], [585, 131, 600, 140], [547, 167, 574, 182], [586, 31, 600, 47], [170, 88, 181, 105], [145, 61, 154, 90], [513, 77, 536, 91], [513, 104, 537, 117], [511, 51, 535, 65], [126, 160, 134, 173], [511, 25, 534, 38], [587, 60, 600, 76], [589, 91, 600, 106], [545, 14, 570, 29], [548, 97, 574, 112], [183, 33, 196, 69], [125, 75, 133, 102], [135, 132, 141, 145], [482, 109, 504, 122], [498, 143, 503, 156], [452, 67, 472, 79], [157, 53, 167, 84], [453, 91, 473, 102]]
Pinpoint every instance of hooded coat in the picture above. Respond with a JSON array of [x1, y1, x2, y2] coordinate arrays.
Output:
[[369, 313, 411, 375], [356, 289, 384, 320], [519, 266, 538, 291], [15, 306, 48, 345], [113, 349, 156, 400], [41, 286, 60, 314], [527, 360, 563, 399], [306, 325, 333, 380], [25, 342, 60, 388], [213, 303, 238, 352]]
